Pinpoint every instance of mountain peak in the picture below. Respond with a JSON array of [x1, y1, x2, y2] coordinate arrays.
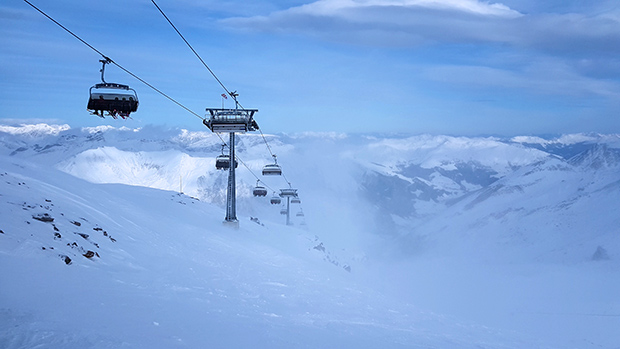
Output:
[[569, 144, 620, 170]]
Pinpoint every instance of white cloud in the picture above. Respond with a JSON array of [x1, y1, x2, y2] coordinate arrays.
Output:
[[222, 0, 524, 47], [293, 0, 522, 18], [223, 0, 620, 58]]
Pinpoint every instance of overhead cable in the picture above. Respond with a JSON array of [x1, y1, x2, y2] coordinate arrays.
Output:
[[25, 0, 295, 197], [151, 0, 293, 189], [23, 0, 204, 121], [151, 0, 233, 98]]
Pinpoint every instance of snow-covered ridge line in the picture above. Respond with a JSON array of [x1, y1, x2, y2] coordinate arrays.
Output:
[[82, 125, 140, 134], [511, 133, 620, 146], [0, 123, 71, 136], [2, 123, 620, 145]]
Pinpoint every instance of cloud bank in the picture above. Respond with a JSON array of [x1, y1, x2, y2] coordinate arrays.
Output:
[[222, 0, 620, 59]]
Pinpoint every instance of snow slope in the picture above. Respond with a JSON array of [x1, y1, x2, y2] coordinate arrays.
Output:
[[2, 124, 620, 348], [405, 145, 620, 262], [1, 155, 533, 348]]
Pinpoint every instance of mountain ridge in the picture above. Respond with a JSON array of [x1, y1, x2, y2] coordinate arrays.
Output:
[[2, 123, 619, 256], [2, 123, 620, 348]]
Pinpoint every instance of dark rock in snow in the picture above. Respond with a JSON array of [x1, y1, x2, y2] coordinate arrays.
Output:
[[60, 255, 72, 265], [83, 251, 96, 259], [70, 221, 82, 227], [32, 213, 54, 222], [592, 246, 610, 261], [0, 229, 4, 234], [250, 217, 264, 226], [77, 233, 89, 239], [313, 242, 326, 252]]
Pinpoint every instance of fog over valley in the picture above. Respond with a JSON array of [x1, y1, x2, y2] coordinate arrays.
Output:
[[1, 124, 619, 348]]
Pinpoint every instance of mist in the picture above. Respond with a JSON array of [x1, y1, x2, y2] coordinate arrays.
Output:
[[1, 124, 619, 348]]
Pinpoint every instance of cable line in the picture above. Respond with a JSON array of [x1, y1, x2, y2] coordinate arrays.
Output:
[[24, 0, 204, 121], [151, 0, 233, 98], [113, 64, 203, 120], [150, 1, 294, 189], [212, 132, 276, 192], [256, 130, 291, 188], [24, 0, 106, 59], [27, 0, 299, 211], [238, 157, 276, 193], [257, 128, 276, 159]]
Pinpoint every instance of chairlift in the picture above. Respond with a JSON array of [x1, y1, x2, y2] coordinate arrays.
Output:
[[215, 144, 237, 170], [280, 207, 287, 215], [291, 197, 301, 204], [270, 193, 282, 205], [262, 155, 282, 176], [296, 210, 304, 217], [87, 58, 138, 119], [215, 154, 231, 170], [253, 180, 268, 197]]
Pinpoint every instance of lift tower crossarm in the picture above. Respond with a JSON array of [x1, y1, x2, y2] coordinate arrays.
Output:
[[204, 108, 259, 134]]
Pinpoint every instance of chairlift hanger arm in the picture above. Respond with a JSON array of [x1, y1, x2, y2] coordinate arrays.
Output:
[[99, 58, 113, 83]]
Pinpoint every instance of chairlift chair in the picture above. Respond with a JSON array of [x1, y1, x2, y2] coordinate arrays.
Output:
[[262, 163, 282, 176], [296, 210, 304, 217], [291, 197, 301, 204], [280, 207, 287, 215], [215, 155, 234, 170], [215, 144, 237, 170], [262, 155, 282, 176], [270, 193, 282, 205], [87, 59, 138, 119], [253, 180, 268, 197]]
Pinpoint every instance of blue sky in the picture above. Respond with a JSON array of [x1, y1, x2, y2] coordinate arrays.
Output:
[[1, 0, 619, 135]]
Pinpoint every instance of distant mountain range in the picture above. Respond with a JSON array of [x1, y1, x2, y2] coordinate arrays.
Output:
[[2, 123, 619, 263], [2, 123, 619, 348]]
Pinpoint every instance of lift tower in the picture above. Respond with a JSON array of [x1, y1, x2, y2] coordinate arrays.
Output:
[[279, 187, 298, 226], [204, 93, 258, 226]]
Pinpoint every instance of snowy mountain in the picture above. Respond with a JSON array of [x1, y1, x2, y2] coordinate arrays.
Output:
[[2, 123, 620, 348], [409, 153, 620, 261], [0, 145, 524, 348], [2, 123, 619, 261]]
